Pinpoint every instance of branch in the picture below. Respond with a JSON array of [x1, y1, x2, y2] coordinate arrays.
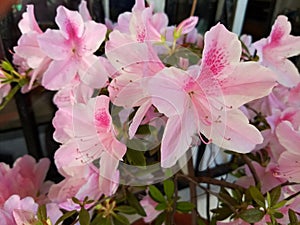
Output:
[[241, 154, 260, 186]]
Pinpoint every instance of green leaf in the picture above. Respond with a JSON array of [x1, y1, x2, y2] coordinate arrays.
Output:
[[163, 179, 175, 200], [79, 208, 90, 225], [37, 205, 47, 221], [115, 205, 137, 215], [72, 197, 81, 205], [272, 200, 287, 210], [91, 215, 111, 225], [126, 148, 146, 166], [136, 124, 154, 135], [273, 212, 284, 219], [269, 186, 281, 207], [239, 208, 264, 223], [1, 60, 14, 72], [55, 210, 77, 225], [288, 209, 299, 225], [149, 185, 166, 203], [176, 201, 195, 213], [126, 190, 146, 216], [113, 214, 130, 225], [249, 186, 265, 208], [154, 212, 166, 225], [211, 206, 233, 221], [155, 202, 167, 211]]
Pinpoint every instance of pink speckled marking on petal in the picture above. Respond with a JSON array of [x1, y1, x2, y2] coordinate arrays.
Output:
[[204, 44, 228, 75], [95, 108, 111, 131]]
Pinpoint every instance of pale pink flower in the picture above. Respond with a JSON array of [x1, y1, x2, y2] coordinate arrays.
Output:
[[140, 194, 160, 223], [174, 16, 198, 38], [114, 0, 163, 42], [236, 161, 285, 194], [38, 6, 108, 90], [13, 5, 50, 91], [48, 163, 102, 210], [147, 23, 276, 167], [0, 155, 51, 206], [78, 0, 92, 21], [276, 121, 300, 182], [253, 15, 300, 87]]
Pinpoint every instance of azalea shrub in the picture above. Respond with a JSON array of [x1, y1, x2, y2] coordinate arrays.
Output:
[[0, 0, 300, 224]]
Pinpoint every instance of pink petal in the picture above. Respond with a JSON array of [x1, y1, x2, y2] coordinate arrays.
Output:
[[175, 16, 198, 36], [200, 23, 241, 77], [201, 109, 263, 153], [94, 95, 112, 133], [129, 99, 152, 139], [81, 21, 107, 54], [276, 121, 300, 155], [55, 6, 84, 39], [41, 60, 77, 90], [38, 29, 71, 60], [78, 55, 109, 88], [18, 5, 42, 34], [79, 0, 92, 21], [220, 62, 276, 107]]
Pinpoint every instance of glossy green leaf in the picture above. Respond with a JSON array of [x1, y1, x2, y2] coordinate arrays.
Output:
[[79, 208, 90, 225], [239, 208, 264, 223], [126, 149, 146, 166], [55, 210, 77, 225], [149, 185, 166, 203], [249, 186, 265, 208], [288, 209, 299, 225], [115, 205, 137, 215], [269, 186, 281, 207], [91, 215, 111, 225], [163, 179, 175, 200], [155, 202, 167, 211], [154, 212, 166, 225], [126, 190, 146, 216], [176, 201, 195, 213], [272, 200, 287, 210], [113, 214, 130, 225]]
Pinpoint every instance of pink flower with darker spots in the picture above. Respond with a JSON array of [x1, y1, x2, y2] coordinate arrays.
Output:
[[147, 24, 277, 167], [253, 15, 300, 87], [38, 6, 108, 90]]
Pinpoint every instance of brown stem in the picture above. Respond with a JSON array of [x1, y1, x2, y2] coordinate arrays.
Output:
[[178, 174, 246, 191], [190, 0, 198, 17], [242, 154, 260, 186], [182, 175, 236, 213], [188, 158, 198, 225]]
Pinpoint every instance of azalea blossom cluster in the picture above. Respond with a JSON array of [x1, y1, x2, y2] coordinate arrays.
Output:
[[0, 0, 300, 224]]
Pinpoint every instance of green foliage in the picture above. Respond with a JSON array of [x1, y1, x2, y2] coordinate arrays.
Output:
[[55, 210, 77, 225], [149, 185, 166, 203], [163, 179, 175, 200], [79, 208, 90, 225], [239, 208, 265, 223], [126, 190, 147, 216]]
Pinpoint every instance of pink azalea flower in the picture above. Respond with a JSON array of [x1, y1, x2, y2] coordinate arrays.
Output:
[[0, 195, 62, 225], [38, 6, 108, 90], [114, 0, 163, 42], [253, 15, 300, 87], [174, 16, 198, 38], [276, 121, 300, 182], [147, 23, 276, 167], [236, 161, 285, 194], [0, 155, 51, 206], [78, 0, 92, 21], [48, 163, 102, 210], [13, 5, 51, 91], [140, 194, 160, 223], [0, 70, 10, 104]]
